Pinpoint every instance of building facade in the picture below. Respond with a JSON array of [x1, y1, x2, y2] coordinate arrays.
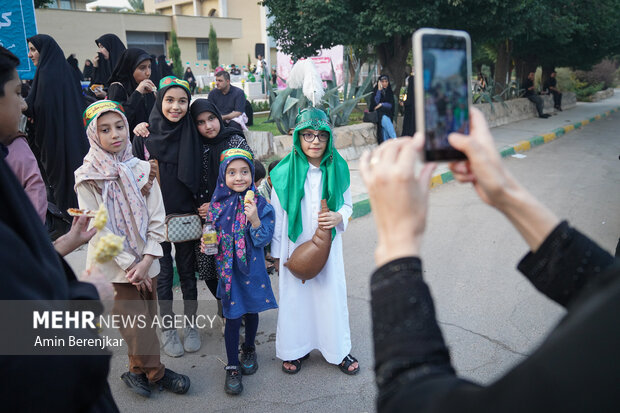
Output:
[[34, 0, 276, 77]]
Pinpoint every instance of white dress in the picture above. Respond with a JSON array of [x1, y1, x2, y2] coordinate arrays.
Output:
[[271, 163, 353, 364]]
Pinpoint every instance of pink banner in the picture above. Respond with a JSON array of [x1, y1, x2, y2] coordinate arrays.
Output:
[[276, 45, 344, 90]]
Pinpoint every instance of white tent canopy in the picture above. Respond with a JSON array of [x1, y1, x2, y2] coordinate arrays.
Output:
[[86, 0, 133, 11]]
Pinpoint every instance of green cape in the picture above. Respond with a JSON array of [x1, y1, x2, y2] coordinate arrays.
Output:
[[271, 107, 351, 242]]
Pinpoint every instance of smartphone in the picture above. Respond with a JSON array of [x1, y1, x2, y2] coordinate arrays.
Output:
[[413, 28, 472, 161]]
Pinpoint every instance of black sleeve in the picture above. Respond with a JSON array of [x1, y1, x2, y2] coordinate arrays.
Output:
[[372, 255, 620, 413], [517, 221, 615, 308], [371, 257, 467, 413], [106, 83, 126, 103], [132, 135, 146, 160], [234, 89, 246, 113], [121, 90, 145, 130]]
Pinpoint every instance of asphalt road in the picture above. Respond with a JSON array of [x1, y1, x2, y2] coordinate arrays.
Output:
[[104, 111, 619, 412]]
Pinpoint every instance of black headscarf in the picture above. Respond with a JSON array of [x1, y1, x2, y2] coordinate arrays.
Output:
[[158, 55, 173, 77], [190, 98, 245, 200], [26, 34, 89, 213], [108, 48, 152, 95], [146, 82, 201, 194], [66, 54, 83, 81]]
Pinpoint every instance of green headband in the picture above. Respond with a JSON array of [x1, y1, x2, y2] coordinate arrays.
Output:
[[83, 100, 125, 128], [220, 148, 253, 162], [294, 107, 332, 133], [159, 76, 190, 92]]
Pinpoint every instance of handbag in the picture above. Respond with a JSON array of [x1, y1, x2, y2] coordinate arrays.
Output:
[[164, 213, 202, 243], [363, 110, 379, 123]]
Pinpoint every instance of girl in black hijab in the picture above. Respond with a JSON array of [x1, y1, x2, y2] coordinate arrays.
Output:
[[132, 77, 202, 356], [190, 98, 253, 297], [107, 48, 156, 141], [26, 34, 89, 215], [369, 74, 397, 144], [90, 34, 126, 92]]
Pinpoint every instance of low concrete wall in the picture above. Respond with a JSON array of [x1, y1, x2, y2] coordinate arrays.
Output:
[[590, 88, 614, 102], [477, 92, 577, 128], [251, 91, 580, 162]]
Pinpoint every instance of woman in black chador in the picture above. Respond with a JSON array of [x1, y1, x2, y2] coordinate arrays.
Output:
[[401, 71, 416, 136], [90, 34, 126, 91], [26, 34, 89, 214]]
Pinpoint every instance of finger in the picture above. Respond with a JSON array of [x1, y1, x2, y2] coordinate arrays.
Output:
[[419, 162, 437, 193], [411, 132, 424, 152], [379, 138, 408, 168], [143, 277, 152, 292]]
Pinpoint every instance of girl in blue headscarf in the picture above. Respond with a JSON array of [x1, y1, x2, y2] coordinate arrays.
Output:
[[207, 148, 277, 396]]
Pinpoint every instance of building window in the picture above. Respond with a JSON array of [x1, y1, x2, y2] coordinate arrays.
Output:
[[196, 39, 209, 60], [59, 0, 72, 9], [126, 31, 167, 57]]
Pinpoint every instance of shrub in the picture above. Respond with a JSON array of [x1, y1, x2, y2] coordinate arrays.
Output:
[[555, 67, 576, 92], [575, 59, 617, 90], [573, 77, 604, 102], [251, 100, 270, 112]]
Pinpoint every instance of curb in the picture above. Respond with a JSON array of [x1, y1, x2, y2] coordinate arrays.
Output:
[[351, 105, 620, 220]]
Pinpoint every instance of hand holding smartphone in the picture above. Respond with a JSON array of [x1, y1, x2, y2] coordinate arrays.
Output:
[[413, 28, 472, 161]]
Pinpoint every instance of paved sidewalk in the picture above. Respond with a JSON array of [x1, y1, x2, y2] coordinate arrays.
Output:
[[349, 90, 620, 218]]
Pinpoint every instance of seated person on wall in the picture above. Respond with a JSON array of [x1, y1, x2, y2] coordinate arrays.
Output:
[[543, 70, 562, 111], [230, 64, 241, 76], [524, 72, 550, 119], [208, 71, 247, 131]]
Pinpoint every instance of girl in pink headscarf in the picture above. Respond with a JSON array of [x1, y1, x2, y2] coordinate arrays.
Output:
[[74, 100, 191, 398]]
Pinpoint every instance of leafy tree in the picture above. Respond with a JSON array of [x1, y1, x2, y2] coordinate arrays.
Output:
[[208, 24, 219, 70], [262, 0, 441, 103], [34, 0, 54, 7], [128, 0, 144, 12], [168, 30, 183, 78]]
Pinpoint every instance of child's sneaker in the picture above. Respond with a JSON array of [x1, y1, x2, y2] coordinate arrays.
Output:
[[183, 326, 201, 352], [161, 329, 184, 357], [156, 368, 190, 394], [224, 366, 243, 395], [239, 344, 258, 375]]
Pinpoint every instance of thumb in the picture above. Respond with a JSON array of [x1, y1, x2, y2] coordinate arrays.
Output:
[[448, 132, 469, 153]]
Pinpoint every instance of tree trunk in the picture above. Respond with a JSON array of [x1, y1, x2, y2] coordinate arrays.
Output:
[[376, 34, 411, 110], [494, 39, 512, 93], [540, 64, 554, 92]]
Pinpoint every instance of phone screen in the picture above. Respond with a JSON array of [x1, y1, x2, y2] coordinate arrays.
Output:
[[420, 33, 470, 160]]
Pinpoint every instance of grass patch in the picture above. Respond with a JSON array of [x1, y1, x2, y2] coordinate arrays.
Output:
[[248, 114, 281, 135]]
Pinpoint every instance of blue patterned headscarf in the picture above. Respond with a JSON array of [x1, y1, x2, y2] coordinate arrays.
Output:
[[207, 149, 268, 298]]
